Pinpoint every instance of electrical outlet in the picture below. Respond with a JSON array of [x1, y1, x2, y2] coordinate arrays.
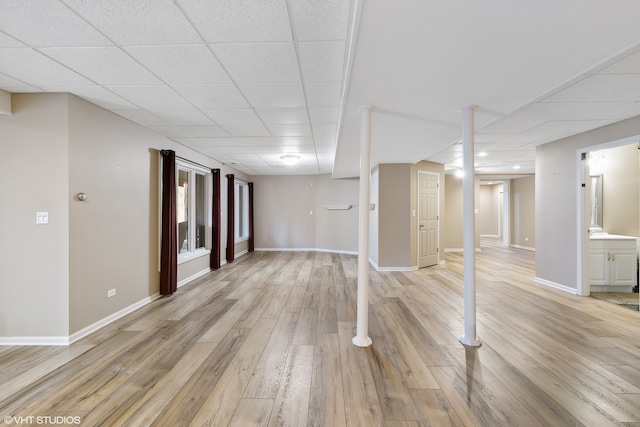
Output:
[[107, 289, 116, 298]]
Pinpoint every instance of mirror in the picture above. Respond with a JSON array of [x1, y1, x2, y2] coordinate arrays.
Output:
[[590, 174, 603, 231]]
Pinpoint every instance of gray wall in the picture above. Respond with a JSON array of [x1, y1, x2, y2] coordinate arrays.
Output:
[[1, 93, 249, 340], [536, 114, 640, 291], [252, 174, 359, 252], [0, 93, 70, 339], [512, 176, 535, 249]]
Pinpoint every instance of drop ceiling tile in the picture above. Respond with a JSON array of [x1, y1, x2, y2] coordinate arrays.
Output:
[[221, 124, 271, 137], [236, 137, 278, 146], [64, 0, 201, 45], [276, 136, 315, 145], [211, 43, 300, 83], [227, 153, 265, 164], [312, 123, 337, 136], [201, 108, 262, 125], [179, 0, 292, 42], [239, 83, 305, 108], [171, 137, 207, 147], [313, 135, 336, 145], [304, 82, 341, 106], [150, 108, 214, 126], [0, 48, 93, 87], [0, 0, 112, 47], [526, 101, 640, 121], [314, 145, 335, 153], [125, 45, 231, 85], [112, 109, 167, 126], [247, 146, 286, 154], [174, 85, 249, 108], [255, 107, 309, 124], [0, 31, 25, 47], [147, 125, 190, 137], [280, 145, 316, 153], [0, 72, 36, 90], [175, 125, 230, 137], [198, 137, 242, 146], [215, 145, 252, 154], [542, 74, 640, 103], [289, 0, 351, 41], [59, 86, 137, 110], [597, 49, 640, 74], [267, 124, 312, 137], [108, 85, 192, 109], [298, 41, 345, 82], [309, 106, 339, 123], [40, 47, 163, 85]]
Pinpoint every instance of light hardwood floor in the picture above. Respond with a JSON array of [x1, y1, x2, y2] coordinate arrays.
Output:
[[1, 243, 640, 426]]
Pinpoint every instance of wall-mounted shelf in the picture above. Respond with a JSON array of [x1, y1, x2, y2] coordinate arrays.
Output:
[[323, 204, 352, 210]]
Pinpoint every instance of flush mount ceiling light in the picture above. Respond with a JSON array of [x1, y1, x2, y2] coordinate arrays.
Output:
[[280, 154, 300, 165]]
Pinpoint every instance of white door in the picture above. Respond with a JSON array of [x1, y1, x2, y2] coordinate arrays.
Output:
[[418, 172, 439, 268]]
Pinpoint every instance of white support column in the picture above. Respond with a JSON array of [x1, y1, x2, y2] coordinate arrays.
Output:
[[459, 105, 482, 348], [353, 105, 373, 348]]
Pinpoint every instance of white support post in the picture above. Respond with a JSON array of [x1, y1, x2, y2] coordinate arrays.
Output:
[[459, 105, 482, 348], [353, 105, 373, 348]]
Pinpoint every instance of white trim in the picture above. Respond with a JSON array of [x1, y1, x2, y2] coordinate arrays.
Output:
[[255, 247, 358, 255], [445, 248, 482, 253], [417, 170, 441, 268], [511, 244, 536, 252], [69, 293, 162, 344], [178, 267, 211, 288], [534, 277, 577, 294], [0, 336, 70, 346], [375, 265, 418, 272], [178, 248, 210, 264]]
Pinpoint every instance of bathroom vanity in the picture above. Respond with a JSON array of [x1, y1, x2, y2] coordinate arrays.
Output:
[[589, 233, 638, 292]]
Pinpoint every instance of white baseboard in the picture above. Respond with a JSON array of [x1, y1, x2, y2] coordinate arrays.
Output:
[[444, 248, 482, 252], [68, 293, 162, 344], [255, 247, 358, 255], [0, 336, 70, 346], [512, 244, 536, 252], [178, 267, 211, 288], [534, 277, 577, 294]]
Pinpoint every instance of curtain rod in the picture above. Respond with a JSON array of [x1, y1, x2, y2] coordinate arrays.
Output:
[[176, 155, 215, 172]]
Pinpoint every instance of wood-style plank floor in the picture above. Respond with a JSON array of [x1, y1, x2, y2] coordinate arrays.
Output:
[[2, 242, 640, 426]]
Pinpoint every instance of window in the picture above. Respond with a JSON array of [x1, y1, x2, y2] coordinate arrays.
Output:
[[177, 160, 210, 261], [235, 179, 249, 242]]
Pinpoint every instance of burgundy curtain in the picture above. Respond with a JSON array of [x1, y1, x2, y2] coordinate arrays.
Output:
[[160, 150, 177, 295], [248, 182, 254, 252], [210, 169, 221, 269], [226, 174, 235, 263]]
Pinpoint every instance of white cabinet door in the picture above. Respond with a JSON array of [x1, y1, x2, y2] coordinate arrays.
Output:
[[611, 249, 637, 287], [589, 249, 610, 286]]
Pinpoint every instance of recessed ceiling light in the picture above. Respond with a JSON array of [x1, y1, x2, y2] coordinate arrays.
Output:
[[513, 165, 521, 170], [280, 154, 300, 165], [477, 151, 488, 157], [454, 168, 464, 178]]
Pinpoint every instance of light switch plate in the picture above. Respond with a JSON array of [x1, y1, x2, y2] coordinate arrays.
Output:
[[36, 211, 48, 224]]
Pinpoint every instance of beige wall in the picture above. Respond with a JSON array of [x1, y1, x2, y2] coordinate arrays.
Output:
[[252, 174, 359, 252], [378, 164, 411, 267], [0, 93, 70, 339], [511, 176, 535, 248], [598, 143, 639, 236], [1, 93, 249, 340], [479, 184, 501, 236], [443, 174, 480, 250]]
